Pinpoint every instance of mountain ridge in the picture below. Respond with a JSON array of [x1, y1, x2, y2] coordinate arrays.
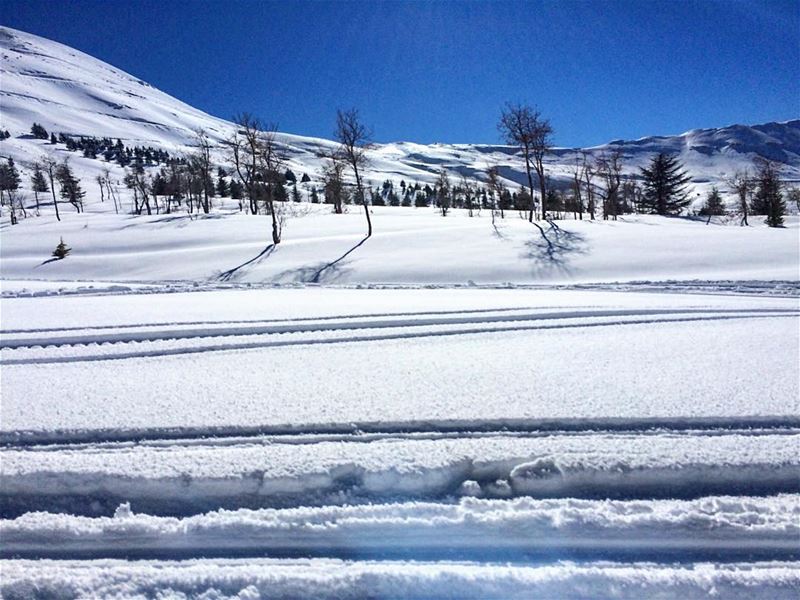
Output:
[[1, 25, 798, 199]]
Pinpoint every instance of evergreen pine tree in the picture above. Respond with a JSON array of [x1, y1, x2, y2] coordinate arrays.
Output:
[[216, 177, 229, 197], [699, 186, 726, 216], [52, 237, 71, 259], [752, 161, 785, 227], [0, 158, 21, 213], [55, 162, 86, 212], [639, 153, 691, 215], [273, 183, 288, 203], [229, 180, 243, 199], [30, 163, 49, 214], [31, 123, 49, 139]]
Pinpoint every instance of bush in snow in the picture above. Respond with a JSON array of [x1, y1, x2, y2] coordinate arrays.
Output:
[[52, 237, 71, 260]]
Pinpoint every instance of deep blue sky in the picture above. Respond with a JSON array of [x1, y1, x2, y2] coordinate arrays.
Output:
[[2, 0, 798, 146]]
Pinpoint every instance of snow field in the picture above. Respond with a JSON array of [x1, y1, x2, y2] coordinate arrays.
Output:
[[2, 286, 798, 595], [3, 306, 797, 440], [2, 208, 799, 285]]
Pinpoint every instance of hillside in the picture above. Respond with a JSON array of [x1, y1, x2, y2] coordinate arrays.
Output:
[[1, 25, 799, 202], [0, 25, 798, 288]]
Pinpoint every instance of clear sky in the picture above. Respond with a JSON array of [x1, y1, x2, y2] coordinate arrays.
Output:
[[2, 0, 798, 146]]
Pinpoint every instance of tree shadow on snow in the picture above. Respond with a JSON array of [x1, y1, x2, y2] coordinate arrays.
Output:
[[217, 244, 276, 281], [274, 236, 370, 284], [120, 213, 226, 230], [521, 220, 588, 275]]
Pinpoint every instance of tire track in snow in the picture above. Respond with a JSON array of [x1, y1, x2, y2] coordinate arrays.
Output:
[[2, 311, 797, 365], [3, 307, 795, 349], [4, 416, 799, 446], [3, 430, 798, 518], [0, 304, 545, 335]]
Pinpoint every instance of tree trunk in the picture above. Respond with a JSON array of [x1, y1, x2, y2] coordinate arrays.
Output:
[[49, 174, 60, 221], [524, 152, 536, 222], [354, 166, 371, 237]]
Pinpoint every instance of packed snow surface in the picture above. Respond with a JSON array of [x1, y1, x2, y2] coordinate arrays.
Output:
[[2, 288, 797, 441]]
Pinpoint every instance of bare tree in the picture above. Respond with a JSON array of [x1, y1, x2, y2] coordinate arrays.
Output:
[[42, 156, 61, 221], [498, 103, 553, 221], [581, 151, 596, 220], [227, 114, 286, 244], [570, 156, 584, 220], [435, 169, 451, 216], [191, 129, 214, 214], [334, 108, 372, 236], [727, 170, 753, 226], [595, 150, 623, 221], [228, 113, 264, 216], [321, 154, 347, 214], [123, 165, 152, 215], [787, 186, 800, 214], [486, 165, 505, 221], [259, 126, 288, 245], [460, 174, 478, 217]]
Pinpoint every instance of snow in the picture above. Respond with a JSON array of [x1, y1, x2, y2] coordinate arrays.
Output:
[[3, 559, 798, 600], [2, 208, 799, 285], [3, 286, 796, 594], [2, 24, 800, 598], [2, 429, 798, 517], [4, 495, 799, 558], [2, 24, 799, 216], [2, 288, 796, 441]]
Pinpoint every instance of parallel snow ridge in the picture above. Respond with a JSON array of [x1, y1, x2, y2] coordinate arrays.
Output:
[[3, 559, 799, 600], [3, 495, 799, 560], [4, 306, 797, 365], [3, 304, 797, 441], [2, 431, 799, 517]]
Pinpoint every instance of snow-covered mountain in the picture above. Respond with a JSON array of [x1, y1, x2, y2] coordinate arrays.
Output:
[[1, 24, 798, 200]]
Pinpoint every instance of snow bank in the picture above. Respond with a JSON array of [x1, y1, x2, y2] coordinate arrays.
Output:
[[3, 495, 798, 560], [3, 558, 799, 600], [2, 431, 798, 516], [4, 558, 800, 599]]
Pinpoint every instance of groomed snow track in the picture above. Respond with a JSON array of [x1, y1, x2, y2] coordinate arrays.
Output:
[[2, 285, 799, 598]]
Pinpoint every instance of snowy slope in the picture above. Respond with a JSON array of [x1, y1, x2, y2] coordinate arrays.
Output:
[[1, 25, 798, 199], [2, 207, 798, 285]]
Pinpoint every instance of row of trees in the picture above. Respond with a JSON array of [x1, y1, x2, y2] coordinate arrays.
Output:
[[29, 123, 174, 167], [3, 106, 795, 232], [0, 157, 85, 224]]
